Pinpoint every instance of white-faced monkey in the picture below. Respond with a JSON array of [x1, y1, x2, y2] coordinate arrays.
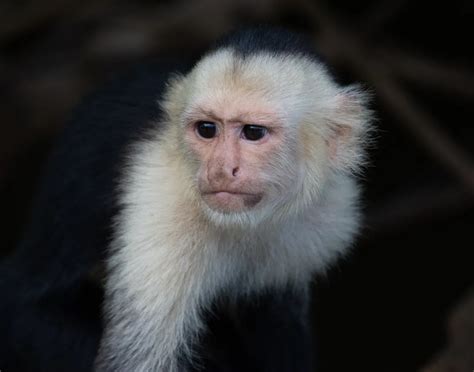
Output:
[[0, 27, 372, 372]]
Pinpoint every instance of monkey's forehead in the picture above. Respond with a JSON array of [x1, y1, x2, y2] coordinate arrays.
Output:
[[193, 49, 322, 91], [184, 49, 339, 120]]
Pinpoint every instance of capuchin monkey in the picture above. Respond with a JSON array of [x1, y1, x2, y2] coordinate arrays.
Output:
[[0, 27, 372, 371]]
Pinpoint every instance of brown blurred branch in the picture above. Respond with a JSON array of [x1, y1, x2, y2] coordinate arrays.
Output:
[[361, 0, 408, 35], [421, 288, 474, 372], [0, 1, 104, 43], [381, 49, 474, 98], [366, 184, 474, 237], [362, 64, 474, 192]]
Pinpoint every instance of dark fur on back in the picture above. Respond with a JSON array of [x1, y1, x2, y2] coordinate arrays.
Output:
[[0, 63, 177, 372]]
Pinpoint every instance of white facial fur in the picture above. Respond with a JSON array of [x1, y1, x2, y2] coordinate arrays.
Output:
[[96, 48, 372, 371], [163, 48, 371, 227]]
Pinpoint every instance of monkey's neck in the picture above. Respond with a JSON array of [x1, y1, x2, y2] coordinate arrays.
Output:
[[96, 146, 360, 371]]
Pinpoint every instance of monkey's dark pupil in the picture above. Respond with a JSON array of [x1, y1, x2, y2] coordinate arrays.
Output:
[[197, 122, 217, 138], [243, 125, 266, 141]]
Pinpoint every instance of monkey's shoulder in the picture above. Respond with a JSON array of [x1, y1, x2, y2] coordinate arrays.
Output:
[[14, 63, 187, 266], [60, 63, 187, 152], [38, 62, 189, 198]]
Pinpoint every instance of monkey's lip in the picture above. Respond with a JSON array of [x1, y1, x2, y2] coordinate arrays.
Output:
[[201, 190, 263, 210], [204, 190, 255, 196]]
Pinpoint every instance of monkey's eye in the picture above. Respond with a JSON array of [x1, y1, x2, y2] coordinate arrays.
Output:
[[196, 121, 217, 139], [242, 125, 267, 141]]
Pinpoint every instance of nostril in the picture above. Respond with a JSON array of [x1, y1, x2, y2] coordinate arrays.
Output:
[[232, 167, 239, 177]]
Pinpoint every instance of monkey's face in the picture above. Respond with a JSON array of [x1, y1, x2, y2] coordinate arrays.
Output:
[[183, 93, 298, 216], [166, 49, 365, 225], [178, 53, 316, 223]]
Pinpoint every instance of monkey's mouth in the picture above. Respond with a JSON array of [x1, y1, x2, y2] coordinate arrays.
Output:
[[202, 190, 263, 212]]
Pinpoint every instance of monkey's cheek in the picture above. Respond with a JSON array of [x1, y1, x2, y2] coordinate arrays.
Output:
[[202, 192, 263, 212]]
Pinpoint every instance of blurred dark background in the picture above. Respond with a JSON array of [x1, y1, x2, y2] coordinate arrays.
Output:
[[1, 1, 473, 371]]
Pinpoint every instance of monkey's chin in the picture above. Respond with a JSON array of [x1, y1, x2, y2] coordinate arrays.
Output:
[[200, 192, 267, 228], [201, 192, 263, 213]]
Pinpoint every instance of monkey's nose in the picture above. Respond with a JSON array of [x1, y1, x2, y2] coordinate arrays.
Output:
[[232, 167, 239, 177]]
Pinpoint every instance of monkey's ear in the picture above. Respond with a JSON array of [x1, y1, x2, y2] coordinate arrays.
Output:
[[325, 87, 373, 174]]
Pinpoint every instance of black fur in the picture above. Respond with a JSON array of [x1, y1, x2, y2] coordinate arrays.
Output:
[[0, 29, 314, 372], [214, 26, 319, 60], [193, 288, 313, 372]]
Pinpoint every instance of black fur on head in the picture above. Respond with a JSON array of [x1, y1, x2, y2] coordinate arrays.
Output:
[[212, 26, 320, 60]]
